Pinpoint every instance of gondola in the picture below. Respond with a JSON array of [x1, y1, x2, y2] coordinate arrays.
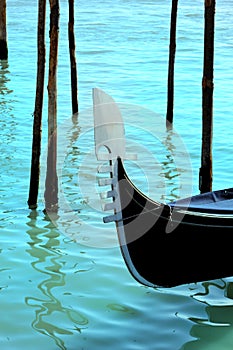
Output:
[[93, 88, 233, 288]]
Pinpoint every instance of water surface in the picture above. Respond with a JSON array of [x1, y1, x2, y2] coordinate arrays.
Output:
[[1, 0, 233, 349]]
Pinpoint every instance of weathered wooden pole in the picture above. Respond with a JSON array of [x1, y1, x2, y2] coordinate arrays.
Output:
[[0, 0, 8, 60], [44, 0, 60, 212], [199, 0, 215, 193], [68, 0, 78, 114], [166, 0, 178, 128], [28, 0, 46, 209]]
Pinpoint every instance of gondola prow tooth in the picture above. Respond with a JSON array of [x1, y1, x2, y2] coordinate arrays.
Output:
[[106, 190, 117, 199], [103, 213, 122, 223]]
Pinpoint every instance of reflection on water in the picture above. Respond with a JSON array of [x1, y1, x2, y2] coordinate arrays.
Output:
[[0, 61, 15, 140], [0, 61, 13, 109], [160, 129, 183, 202], [181, 280, 233, 349], [25, 211, 88, 350], [1, 1, 233, 348], [58, 113, 82, 211], [0, 61, 18, 210], [0, 61, 11, 93]]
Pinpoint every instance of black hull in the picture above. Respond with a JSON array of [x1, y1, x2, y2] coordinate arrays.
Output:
[[115, 158, 233, 288]]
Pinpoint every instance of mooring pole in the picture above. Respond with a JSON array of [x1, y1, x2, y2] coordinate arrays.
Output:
[[28, 0, 46, 209], [68, 0, 78, 115], [44, 0, 59, 212], [199, 0, 215, 193], [0, 0, 8, 60], [166, 0, 178, 128]]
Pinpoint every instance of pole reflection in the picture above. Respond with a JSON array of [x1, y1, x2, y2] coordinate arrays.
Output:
[[25, 210, 88, 350], [160, 128, 192, 203], [0, 60, 13, 107], [160, 129, 181, 202]]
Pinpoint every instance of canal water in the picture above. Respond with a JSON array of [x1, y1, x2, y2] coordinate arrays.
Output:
[[1, 0, 233, 349]]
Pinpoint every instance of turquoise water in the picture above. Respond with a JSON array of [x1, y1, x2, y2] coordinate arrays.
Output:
[[1, 0, 233, 349]]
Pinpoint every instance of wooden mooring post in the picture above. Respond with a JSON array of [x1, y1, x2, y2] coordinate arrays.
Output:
[[28, 0, 46, 209], [199, 0, 215, 193], [44, 0, 59, 213], [68, 0, 78, 115], [0, 0, 8, 60], [166, 0, 178, 128], [28, 0, 79, 211]]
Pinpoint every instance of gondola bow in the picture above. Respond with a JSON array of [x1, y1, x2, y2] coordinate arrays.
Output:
[[93, 88, 233, 288]]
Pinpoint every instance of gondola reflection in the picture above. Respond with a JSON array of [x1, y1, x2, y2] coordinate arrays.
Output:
[[181, 280, 233, 349]]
